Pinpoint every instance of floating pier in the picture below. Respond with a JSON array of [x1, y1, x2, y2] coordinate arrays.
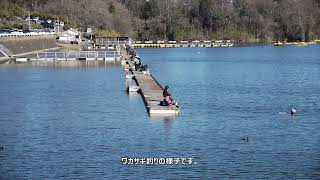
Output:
[[7, 50, 123, 67], [35, 51, 120, 61], [125, 57, 180, 116], [89, 37, 234, 50], [130, 40, 234, 48]]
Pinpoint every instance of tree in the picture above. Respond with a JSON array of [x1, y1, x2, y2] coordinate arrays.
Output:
[[1, 0, 320, 41]]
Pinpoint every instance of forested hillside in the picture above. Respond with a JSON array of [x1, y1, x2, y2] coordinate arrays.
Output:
[[1, 0, 320, 42]]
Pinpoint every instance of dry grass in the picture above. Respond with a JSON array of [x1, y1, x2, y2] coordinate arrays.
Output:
[[0, 35, 57, 42]]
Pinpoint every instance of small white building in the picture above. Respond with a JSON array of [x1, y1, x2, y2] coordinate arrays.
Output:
[[87, 28, 92, 34], [58, 29, 81, 43]]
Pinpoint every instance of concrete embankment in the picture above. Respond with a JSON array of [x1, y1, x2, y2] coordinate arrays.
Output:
[[0, 36, 58, 55], [0, 36, 59, 64]]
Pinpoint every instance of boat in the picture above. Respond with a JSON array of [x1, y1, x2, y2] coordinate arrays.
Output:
[[273, 41, 284, 46], [296, 42, 308, 47], [212, 43, 220, 47]]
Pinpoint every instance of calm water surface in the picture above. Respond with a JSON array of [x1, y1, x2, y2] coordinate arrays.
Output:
[[0, 45, 320, 179]]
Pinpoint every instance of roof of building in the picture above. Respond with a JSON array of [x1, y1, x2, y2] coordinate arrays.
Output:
[[67, 29, 81, 35]]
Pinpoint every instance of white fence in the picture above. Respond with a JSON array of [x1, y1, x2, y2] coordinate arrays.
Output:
[[0, 32, 56, 38], [36, 51, 120, 60]]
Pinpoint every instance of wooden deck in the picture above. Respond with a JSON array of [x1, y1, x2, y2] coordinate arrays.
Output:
[[126, 59, 180, 116]]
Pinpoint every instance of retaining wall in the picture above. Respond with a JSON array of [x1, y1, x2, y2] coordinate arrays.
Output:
[[0, 36, 57, 55]]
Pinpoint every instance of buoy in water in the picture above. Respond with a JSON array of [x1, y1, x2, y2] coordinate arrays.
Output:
[[242, 137, 249, 142], [290, 108, 297, 115]]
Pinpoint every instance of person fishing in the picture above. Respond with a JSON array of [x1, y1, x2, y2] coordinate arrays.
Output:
[[134, 56, 141, 71], [129, 49, 136, 60], [162, 85, 173, 106]]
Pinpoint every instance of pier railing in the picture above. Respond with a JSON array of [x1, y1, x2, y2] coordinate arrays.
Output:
[[36, 51, 120, 60]]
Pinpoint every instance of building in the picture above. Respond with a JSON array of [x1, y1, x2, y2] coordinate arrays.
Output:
[[58, 29, 81, 44], [95, 36, 131, 46], [86, 28, 92, 34]]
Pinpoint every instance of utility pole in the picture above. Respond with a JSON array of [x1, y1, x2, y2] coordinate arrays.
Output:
[[57, 16, 60, 34], [28, 11, 31, 31]]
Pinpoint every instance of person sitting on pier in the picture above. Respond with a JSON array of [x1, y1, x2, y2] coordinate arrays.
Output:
[[134, 56, 142, 71], [140, 64, 150, 74], [162, 85, 173, 106], [129, 49, 136, 60], [125, 45, 130, 54]]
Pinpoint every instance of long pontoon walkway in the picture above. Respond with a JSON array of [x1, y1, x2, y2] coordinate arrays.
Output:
[[126, 59, 180, 116]]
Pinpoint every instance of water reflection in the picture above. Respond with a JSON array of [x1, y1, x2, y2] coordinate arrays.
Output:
[[125, 79, 131, 88], [163, 116, 176, 129], [150, 115, 177, 130], [128, 92, 139, 100]]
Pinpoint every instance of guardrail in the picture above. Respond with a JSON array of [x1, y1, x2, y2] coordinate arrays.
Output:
[[0, 32, 56, 38], [36, 51, 120, 60]]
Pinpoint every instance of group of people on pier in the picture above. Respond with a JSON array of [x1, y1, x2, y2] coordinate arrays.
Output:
[[126, 45, 177, 107], [127, 46, 149, 73]]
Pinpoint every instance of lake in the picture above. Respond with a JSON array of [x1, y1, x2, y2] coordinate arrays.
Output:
[[0, 45, 319, 179]]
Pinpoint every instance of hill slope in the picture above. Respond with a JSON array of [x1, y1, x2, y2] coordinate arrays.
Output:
[[1, 0, 320, 41]]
